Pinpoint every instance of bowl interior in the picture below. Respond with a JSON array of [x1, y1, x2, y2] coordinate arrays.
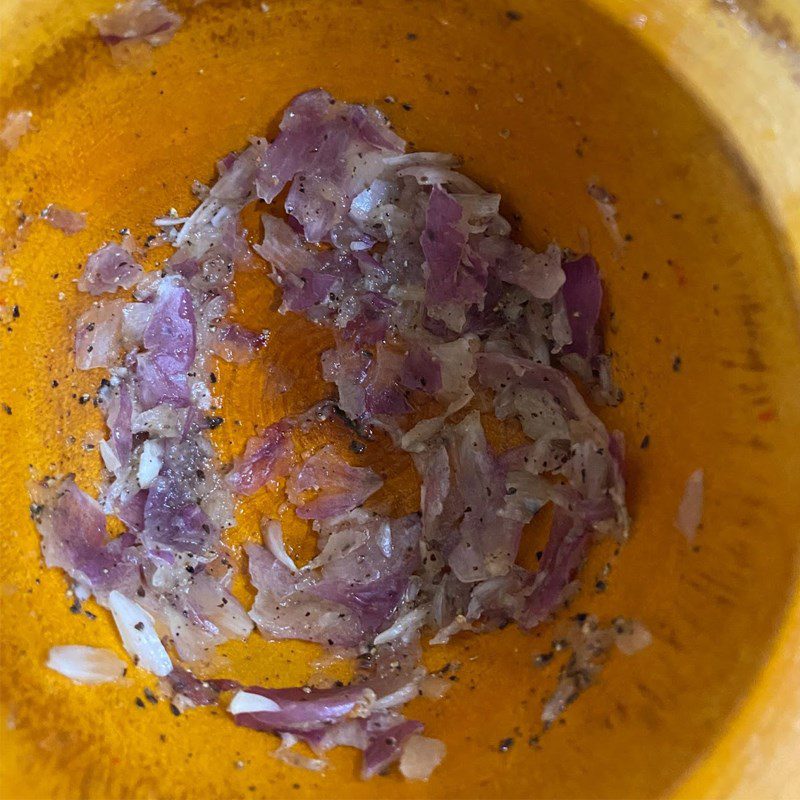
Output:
[[2, 1, 800, 798]]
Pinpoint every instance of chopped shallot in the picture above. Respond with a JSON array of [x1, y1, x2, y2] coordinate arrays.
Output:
[[108, 590, 172, 676], [93, 0, 182, 50], [46, 645, 126, 685], [41, 204, 87, 235], [399, 734, 446, 781], [32, 88, 639, 783], [676, 468, 704, 541], [1, 110, 32, 150]]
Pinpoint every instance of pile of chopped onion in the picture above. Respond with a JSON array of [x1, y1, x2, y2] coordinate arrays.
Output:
[[32, 89, 643, 781]]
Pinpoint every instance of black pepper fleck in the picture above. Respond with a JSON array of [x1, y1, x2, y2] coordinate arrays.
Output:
[[499, 737, 515, 752], [135, 697, 146, 708], [506, 9, 522, 20], [672, 355, 682, 372], [640, 434, 650, 449]]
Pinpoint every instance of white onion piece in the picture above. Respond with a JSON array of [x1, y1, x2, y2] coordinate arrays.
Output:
[[108, 590, 172, 676], [418, 674, 451, 700], [46, 645, 126, 685], [615, 620, 653, 656], [373, 607, 428, 646], [376, 520, 392, 558], [99, 439, 122, 473], [131, 405, 187, 437], [137, 439, 163, 489], [675, 469, 704, 542], [399, 735, 446, 781], [74, 583, 92, 602], [229, 690, 281, 715], [264, 520, 298, 572], [383, 152, 459, 168], [271, 733, 327, 772], [372, 672, 425, 711]]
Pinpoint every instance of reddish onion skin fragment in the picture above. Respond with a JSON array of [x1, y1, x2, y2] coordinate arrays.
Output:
[[518, 509, 590, 629], [286, 445, 382, 519], [41, 204, 87, 235], [362, 718, 424, 778], [422, 187, 472, 306], [229, 684, 425, 779], [92, 0, 182, 48], [226, 421, 294, 496], [77, 243, 143, 296], [211, 323, 266, 364], [247, 511, 420, 647], [29, 478, 140, 599], [255, 89, 403, 242], [401, 345, 442, 394], [136, 277, 196, 409], [166, 666, 240, 706], [560, 255, 603, 359], [231, 685, 368, 733]]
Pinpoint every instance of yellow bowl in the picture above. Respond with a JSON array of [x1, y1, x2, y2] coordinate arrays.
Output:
[[2, 1, 800, 797]]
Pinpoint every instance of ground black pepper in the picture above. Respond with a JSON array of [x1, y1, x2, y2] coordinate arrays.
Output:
[[498, 737, 515, 752]]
